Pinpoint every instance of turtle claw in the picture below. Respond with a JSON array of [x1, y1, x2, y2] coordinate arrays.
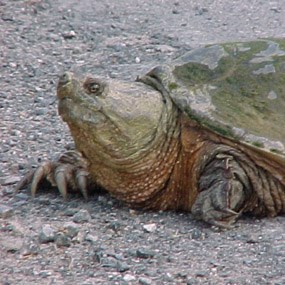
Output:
[[76, 170, 89, 200], [208, 209, 241, 229], [15, 151, 91, 200], [208, 219, 235, 229], [54, 167, 69, 200], [30, 162, 54, 198], [224, 208, 240, 216], [14, 169, 37, 195]]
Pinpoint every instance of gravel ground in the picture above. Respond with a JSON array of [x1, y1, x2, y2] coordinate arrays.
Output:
[[1, 0, 285, 284]]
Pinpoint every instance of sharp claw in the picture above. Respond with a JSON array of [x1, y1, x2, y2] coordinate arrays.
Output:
[[76, 170, 89, 200], [14, 169, 36, 195], [54, 169, 68, 200], [223, 208, 239, 215], [208, 208, 241, 229], [31, 165, 51, 198], [209, 219, 235, 229]]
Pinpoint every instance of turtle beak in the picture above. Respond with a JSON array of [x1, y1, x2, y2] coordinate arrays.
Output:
[[58, 72, 73, 90], [57, 72, 75, 100]]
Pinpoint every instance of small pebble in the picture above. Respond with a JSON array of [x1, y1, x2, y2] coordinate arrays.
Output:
[[62, 222, 79, 238], [55, 232, 71, 247], [2, 238, 23, 253], [14, 193, 29, 200], [186, 277, 197, 285], [176, 271, 188, 278], [123, 274, 136, 282], [136, 248, 155, 259], [163, 272, 174, 282], [39, 271, 52, 278], [116, 261, 130, 273], [139, 277, 152, 285], [39, 224, 56, 243], [143, 223, 157, 233], [245, 233, 261, 244], [9, 62, 17, 68], [73, 209, 91, 223], [74, 230, 86, 243], [85, 234, 98, 243], [62, 30, 76, 39], [0, 176, 21, 186], [190, 229, 205, 240], [101, 257, 118, 269], [64, 208, 78, 216], [34, 108, 47, 116]]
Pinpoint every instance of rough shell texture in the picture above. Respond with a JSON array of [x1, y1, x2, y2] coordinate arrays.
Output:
[[147, 39, 285, 160]]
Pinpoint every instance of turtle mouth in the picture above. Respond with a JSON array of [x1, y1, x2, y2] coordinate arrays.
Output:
[[58, 72, 72, 89], [57, 72, 81, 101]]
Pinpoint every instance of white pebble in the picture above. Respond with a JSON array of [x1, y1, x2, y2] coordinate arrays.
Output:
[[143, 223, 157, 233], [123, 274, 136, 282]]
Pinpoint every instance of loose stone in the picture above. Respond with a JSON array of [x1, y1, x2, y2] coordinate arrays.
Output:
[[38, 224, 56, 243], [139, 277, 153, 285], [55, 232, 71, 247], [73, 209, 91, 223], [123, 274, 136, 282], [136, 248, 156, 259], [62, 222, 79, 238], [143, 223, 157, 233], [0, 176, 21, 186], [85, 234, 98, 243], [116, 262, 130, 273], [190, 229, 205, 240]]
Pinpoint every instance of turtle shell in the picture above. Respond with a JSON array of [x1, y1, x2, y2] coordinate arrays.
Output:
[[147, 39, 285, 160]]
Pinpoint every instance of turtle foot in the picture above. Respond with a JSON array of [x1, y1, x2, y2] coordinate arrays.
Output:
[[191, 186, 242, 229], [191, 151, 250, 228], [15, 151, 91, 200]]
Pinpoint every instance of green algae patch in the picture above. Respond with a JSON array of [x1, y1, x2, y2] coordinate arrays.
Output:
[[168, 82, 178, 91], [252, 141, 264, 148], [169, 39, 285, 152]]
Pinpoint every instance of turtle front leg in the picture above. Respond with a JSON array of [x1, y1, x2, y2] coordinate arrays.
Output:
[[191, 152, 251, 228], [15, 150, 92, 200]]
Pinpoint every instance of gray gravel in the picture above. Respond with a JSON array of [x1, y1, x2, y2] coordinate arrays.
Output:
[[1, 0, 285, 284]]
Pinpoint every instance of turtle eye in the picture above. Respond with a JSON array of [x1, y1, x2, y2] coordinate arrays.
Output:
[[84, 78, 104, 96], [89, 83, 100, 93]]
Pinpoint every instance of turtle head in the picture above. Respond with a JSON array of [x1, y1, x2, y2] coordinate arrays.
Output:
[[57, 72, 168, 158]]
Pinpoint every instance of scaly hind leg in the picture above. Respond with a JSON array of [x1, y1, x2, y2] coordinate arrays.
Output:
[[191, 152, 251, 228]]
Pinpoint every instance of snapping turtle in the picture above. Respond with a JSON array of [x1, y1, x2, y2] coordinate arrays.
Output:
[[16, 39, 285, 227]]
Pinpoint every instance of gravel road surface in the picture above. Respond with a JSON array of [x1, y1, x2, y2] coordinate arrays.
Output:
[[1, 0, 285, 284]]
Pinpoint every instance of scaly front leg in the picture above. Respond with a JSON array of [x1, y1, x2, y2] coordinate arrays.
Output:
[[15, 150, 92, 200]]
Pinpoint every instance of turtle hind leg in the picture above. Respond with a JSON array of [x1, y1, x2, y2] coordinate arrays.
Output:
[[15, 150, 92, 200], [191, 152, 251, 228]]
